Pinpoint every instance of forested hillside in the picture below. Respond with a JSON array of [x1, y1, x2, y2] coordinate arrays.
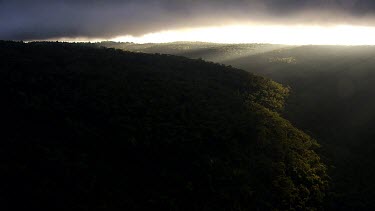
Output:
[[98, 41, 287, 63], [0, 41, 327, 210], [108, 42, 375, 209], [228, 46, 375, 209]]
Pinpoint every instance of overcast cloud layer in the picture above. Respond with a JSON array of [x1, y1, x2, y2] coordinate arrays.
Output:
[[2, 0, 375, 40]]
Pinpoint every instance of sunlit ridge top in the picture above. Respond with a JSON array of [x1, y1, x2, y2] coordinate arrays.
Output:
[[110, 24, 375, 46]]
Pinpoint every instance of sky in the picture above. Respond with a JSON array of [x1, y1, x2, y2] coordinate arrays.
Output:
[[2, 0, 375, 44]]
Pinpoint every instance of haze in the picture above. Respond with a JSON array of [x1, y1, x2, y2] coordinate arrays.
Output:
[[3, 0, 375, 45]]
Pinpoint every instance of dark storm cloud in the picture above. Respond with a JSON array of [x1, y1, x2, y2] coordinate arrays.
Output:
[[1, 0, 375, 40]]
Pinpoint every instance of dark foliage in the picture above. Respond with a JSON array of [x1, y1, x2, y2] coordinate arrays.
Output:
[[0, 41, 327, 210], [109, 42, 375, 210], [227, 46, 375, 210]]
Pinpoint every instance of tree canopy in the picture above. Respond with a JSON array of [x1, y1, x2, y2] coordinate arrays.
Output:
[[0, 41, 327, 210]]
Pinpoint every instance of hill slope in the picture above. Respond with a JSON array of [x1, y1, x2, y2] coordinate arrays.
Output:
[[227, 46, 375, 209], [104, 42, 375, 209], [0, 41, 327, 210]]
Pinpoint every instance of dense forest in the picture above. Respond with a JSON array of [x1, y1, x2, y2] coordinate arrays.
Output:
[[105, 42, 375, 209], [0, 41, 327, 210], [230, 46, 375, 210]]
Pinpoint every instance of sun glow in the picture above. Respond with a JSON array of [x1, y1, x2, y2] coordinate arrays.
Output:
[[112, 25, 375, 45]]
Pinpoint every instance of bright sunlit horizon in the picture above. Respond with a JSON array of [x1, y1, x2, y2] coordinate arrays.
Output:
[[106, 24, 375, 46]]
